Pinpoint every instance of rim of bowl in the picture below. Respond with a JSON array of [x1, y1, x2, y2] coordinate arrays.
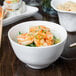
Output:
[[8, 20, 67, 48], [51, 0, 76, 14]]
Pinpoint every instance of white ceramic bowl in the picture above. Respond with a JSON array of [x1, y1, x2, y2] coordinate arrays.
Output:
[[51, 0, 76, 32], [8, 21, 67, 69]]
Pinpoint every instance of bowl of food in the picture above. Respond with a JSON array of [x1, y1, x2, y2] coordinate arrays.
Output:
[[3, 0, 26, 17], [51, 0, 76, 32], [2, 0, 39, 26], [8, 21, 67, 69]]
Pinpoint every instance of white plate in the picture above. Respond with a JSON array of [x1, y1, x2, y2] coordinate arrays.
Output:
[[3, 5, 39, 26]]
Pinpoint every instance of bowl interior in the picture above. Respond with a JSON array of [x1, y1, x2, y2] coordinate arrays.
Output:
[[51, 0, 76, 13], [8, 21, 67, 46]]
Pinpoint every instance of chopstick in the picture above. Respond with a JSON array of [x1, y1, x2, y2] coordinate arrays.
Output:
[[70, 43, 76, 48], [0, 6, 3, 47]]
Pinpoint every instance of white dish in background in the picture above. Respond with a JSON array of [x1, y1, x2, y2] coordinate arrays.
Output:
[[51, 0, 76, 32], [8, 21, 67, 69], [3, 5, 39, 26]]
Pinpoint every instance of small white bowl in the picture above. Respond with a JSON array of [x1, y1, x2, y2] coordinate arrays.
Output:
[[51, 0, 76, 32], [8, 21, 67, 69]]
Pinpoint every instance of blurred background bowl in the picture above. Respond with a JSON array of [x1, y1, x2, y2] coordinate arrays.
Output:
[[51, 0, 76, 32]]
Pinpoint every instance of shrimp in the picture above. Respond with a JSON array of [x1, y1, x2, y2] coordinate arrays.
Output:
[[34, 38, 47, 47], [17, 33, 34, 45], [34, 31, 54, 47], [29, 25, 50, 33], [45, 32, 54, 45], [17, 25, 55, 47]]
